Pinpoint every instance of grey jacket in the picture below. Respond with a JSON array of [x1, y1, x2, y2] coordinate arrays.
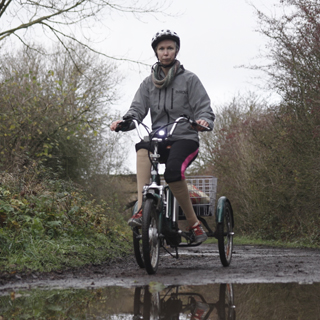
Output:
[[124, 65, 215, 143]]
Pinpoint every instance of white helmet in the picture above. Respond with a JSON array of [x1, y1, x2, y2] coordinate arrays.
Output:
[[151, 29, 180, 51]]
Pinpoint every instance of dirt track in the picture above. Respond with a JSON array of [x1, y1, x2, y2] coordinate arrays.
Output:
[[1, 244, 320, 294]]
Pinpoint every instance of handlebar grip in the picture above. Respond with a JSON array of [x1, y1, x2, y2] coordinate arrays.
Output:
[[190, 121, 211, 132], [197, 123, 211, 131], [115, 120, 131, 132], [115, 123, 122, 132]]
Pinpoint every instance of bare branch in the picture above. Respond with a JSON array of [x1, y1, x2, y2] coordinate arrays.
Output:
[[0, 1, 87, 40], [13, 32, 46, 56], [0, 0, 12, 19], [40, 20, 151, 66], [0, 0, 172, 64]]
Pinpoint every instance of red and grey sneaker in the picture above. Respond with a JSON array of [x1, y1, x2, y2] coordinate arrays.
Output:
[[189, 222, 208, 244], [128, 209, 142, 227], [191, 301, 210, 320]]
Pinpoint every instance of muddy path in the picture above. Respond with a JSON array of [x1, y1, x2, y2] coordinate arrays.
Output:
[[1, 244, 320, 294]]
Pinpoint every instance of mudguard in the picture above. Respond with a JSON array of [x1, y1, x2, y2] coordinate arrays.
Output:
[[132, 192, 161, 216], [145, 192, 161, 202], [145, 192, 163, 213], [215, 196, 234, 227], [144, 192, 163, 233]]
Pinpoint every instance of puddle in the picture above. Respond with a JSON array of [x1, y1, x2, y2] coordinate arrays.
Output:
[[1, 282, 319, 319]]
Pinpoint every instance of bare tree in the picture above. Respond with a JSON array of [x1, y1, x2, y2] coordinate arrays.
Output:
[[0, 0, 171, 63], [251, 0, 320, 119], [196, 1, 320, 244], [0, 42, 127, 179]]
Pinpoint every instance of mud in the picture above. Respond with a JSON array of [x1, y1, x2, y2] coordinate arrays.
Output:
[[1, 245, 320, 294]]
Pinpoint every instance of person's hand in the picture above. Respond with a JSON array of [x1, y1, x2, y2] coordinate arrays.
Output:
[[196, 119, 209, 131], [110, 120, 122, 131]]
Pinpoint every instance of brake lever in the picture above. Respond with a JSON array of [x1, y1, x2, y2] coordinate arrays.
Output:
[[190, 121, 211, 132]]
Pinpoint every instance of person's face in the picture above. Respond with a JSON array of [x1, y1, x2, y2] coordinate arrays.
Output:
[[156, 39, 178, 66]]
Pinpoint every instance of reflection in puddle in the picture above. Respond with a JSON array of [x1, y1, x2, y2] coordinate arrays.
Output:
[[134, 283, 235, 320], [0, 283, 319, 319]]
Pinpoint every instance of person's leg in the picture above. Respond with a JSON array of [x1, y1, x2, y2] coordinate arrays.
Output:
[[128, 148, 151, 227], [168, 179, 198, 227], [164, 140, 207, 243], [136, 148, 151, 209], [164, 140, 199, 225]]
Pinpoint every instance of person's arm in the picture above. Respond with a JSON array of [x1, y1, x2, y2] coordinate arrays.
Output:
[[123, 78, 150, 123], [188, 74, 215, 129], [110, 78, 150, 132]]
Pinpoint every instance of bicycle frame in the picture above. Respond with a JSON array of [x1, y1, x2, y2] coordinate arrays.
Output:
[[141, 134, 182, 250], [138, 118, 209, 250]]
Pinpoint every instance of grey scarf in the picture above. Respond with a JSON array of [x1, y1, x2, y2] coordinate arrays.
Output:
[[152, 60, 180, 89]]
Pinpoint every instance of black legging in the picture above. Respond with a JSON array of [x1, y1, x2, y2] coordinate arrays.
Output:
[[135, 139, 199, 183]]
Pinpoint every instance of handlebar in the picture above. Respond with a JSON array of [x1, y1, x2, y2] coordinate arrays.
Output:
[[168, 116, 211, 137], [115, 115, 211, 141]]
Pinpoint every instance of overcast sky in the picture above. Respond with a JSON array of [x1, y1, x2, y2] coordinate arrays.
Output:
[[104, 0, 280, 115], [101, 0, 281, 171]]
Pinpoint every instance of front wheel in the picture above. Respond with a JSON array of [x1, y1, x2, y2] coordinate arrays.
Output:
[[143, 286, 161, 320], [142, 198, 160, 274], [218, 284, 236, 320], [217, 201, 234, 267], [133, 286, 160, 320]]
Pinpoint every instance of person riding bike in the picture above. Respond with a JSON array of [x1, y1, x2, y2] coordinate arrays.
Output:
[[110, 29, 215, 244]]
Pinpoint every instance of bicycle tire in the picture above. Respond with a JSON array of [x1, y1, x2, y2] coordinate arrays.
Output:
[[143, 286, 161, 320], [133, 227, 145, 268], [217, 201, 233, 267], [218, 283, 236, 320], [142, 198, 160, 275], [226, 283, 236, 320], [133, 287, 142, 317]]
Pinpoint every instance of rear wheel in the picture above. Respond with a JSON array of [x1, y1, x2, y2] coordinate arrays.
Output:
[[217, 201, 233, 267], [142, 198, 160, 275], [131, 201, 144, 268]]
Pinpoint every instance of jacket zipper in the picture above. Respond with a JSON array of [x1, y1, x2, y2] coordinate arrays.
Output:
[[163, 88, 170, 123], [171, 88, 174, 109], [157, 90, 161, 110]]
